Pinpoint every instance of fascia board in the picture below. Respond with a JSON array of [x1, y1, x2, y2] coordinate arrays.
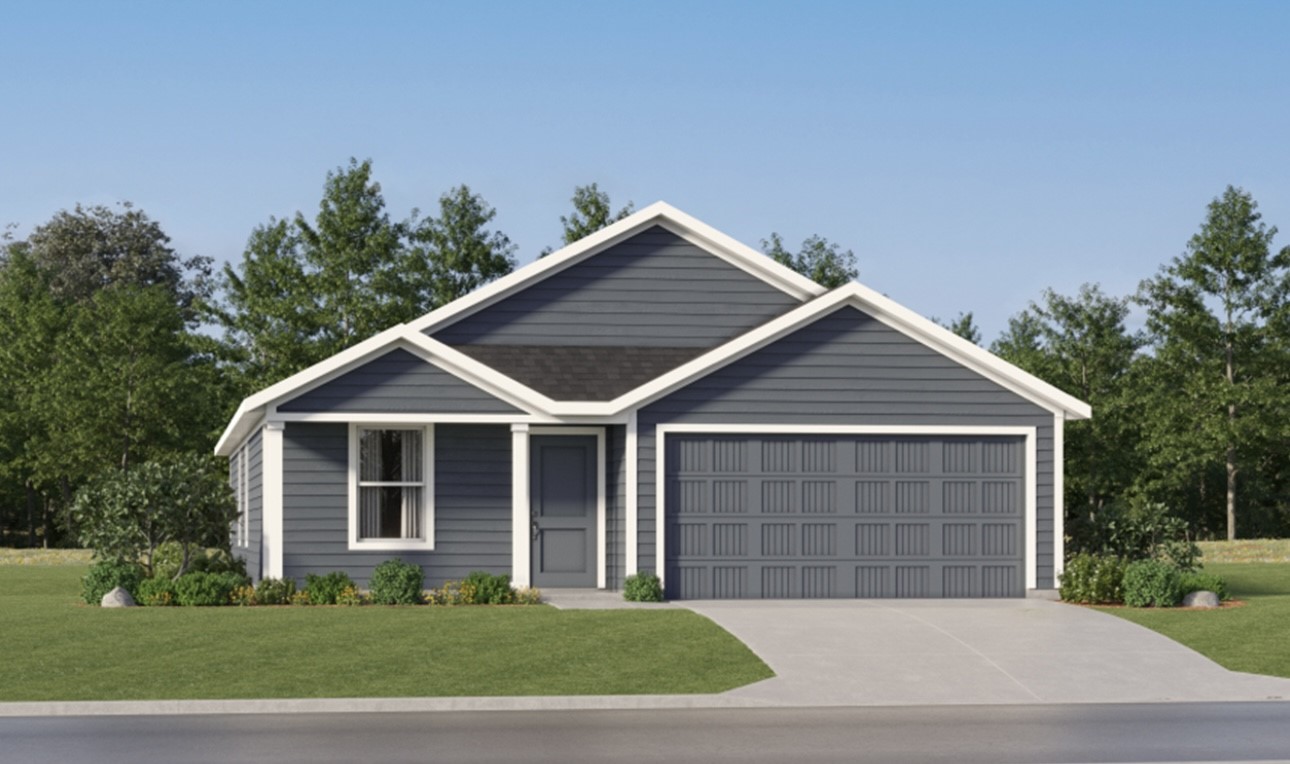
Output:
[[407, 201, 824, 335]]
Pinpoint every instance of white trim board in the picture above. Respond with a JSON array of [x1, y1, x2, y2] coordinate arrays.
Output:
[[346, 423, 437, 552], [652, 424, 1041, 593]]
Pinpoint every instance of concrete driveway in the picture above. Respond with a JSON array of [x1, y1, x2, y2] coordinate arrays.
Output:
[[686, 599, 1290, 706]]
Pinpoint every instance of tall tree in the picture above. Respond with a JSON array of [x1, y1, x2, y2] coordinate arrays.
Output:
[[406, 185, 516, 308], [992, 284, 1144, 550], [1137, 186, 1290, 540], [219, 160, 517, 388], [541, 183, 634, 255], [762, 232, 858, 288], [933, 311, 982, 345]]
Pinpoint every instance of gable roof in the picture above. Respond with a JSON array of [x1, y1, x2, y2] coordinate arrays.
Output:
[[408, 201, 827, 335], [217, 204, 1090, 455]]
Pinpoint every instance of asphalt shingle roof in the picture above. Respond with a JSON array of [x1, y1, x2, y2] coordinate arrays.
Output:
[[450, 344, 705, 401]]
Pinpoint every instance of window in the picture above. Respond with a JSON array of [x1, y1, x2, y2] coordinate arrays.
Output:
[[349, 426, 434, 550]]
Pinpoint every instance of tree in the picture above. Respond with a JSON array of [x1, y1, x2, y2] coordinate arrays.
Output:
[[21, 202, 212, 321], [72, 454, 237, 577], [933, 311, 982, 345], [541, 183, 634, 255], [406, 185, 516, 308], [992, 284, 1144, 551], [762, 232, 858, 288], [219, 160, 516, 388], [1137, 186, 1290, 540]]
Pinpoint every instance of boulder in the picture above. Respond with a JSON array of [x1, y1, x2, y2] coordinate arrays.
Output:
[[1182, 590, 1221, 609], [101, 586, 137, 608]]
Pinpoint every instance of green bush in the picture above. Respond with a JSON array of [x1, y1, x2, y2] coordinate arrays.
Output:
[[174, 571, 248, 606], [304, 571, 355, 605], [1123, 558, 1183, 608], [255, 577, 296, 606], [136, 576, 177, 606], [513, 587, 542, 605], [624, 572, 664, 602], [152, 542, 248, 581], [230, 584, 257, 606], [82, 559, 145, 605], [1072, 499, 1200, 571], [1179, 570, 1230, 602], [369, 559, 425, 605], [463, 571, 514, 604], [1059, 553, 1128, 604]]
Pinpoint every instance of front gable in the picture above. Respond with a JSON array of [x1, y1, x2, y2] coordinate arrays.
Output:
[[430, 225, 802, 348], [276, 348, 522, 414]]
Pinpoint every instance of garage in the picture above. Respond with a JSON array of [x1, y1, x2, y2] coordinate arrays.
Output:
[[662, 433, 1028, 599]]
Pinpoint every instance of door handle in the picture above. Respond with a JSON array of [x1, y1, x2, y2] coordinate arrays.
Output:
[[531, 519, 540, 541]]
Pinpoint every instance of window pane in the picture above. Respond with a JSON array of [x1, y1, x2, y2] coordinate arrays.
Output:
[[360, 430, 422, 482], [360, 486, 408, 539]]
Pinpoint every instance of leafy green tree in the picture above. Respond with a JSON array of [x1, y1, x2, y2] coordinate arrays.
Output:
[[544, 183, 634, 255], [761, 232, 858, 288], [72, 454, 237, 577], [406, 185, 516, 308], [993, 284, 1144, 551], [933, 311, 982, 345], [219, 160, 516, 388], [21, 202, 212, 321], [1136, 186, 1290, 540]]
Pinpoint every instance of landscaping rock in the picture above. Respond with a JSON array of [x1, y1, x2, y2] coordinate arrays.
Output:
[[1182, 590, 1220, 609], [101, 586, 137, 608]]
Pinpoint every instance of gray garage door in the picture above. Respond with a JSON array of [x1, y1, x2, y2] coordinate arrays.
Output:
[[663, 434, 1025, 599]]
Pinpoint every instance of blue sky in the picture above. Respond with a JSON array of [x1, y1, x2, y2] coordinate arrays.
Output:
[[3, 1, 1287, 340]]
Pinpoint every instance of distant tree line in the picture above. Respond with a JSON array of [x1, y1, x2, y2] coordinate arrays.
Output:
[[0, 165, 1284, 549]]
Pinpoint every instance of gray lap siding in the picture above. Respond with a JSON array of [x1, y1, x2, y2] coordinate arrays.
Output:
[[429, 227, 802, 348], [231, 430, 263, 582], [636, 306, 1057, 590], [281, 422, 512, 588]]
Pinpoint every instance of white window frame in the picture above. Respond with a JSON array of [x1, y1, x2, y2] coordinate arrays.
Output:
[[347, 423, 436, 551]]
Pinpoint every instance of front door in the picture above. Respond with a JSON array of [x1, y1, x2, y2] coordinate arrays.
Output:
[[530, 435, 597, 588]]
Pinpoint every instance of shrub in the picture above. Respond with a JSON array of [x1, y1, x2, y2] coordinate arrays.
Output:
[[230, 585, 257, 606], [175, 571, 248, 606], [1072, 499, 1200, 571], [463, 571, 514, 604], [289, 590, 311, 606], [513, 587, 542, 605], [624, 572, 664, 602], [1179, 570, 1230, 602], [1123, 558, 1183, 608], [136, 576, 177, 606], [336, 585, 364, 606], [255, 577, 296, 606], [82, 559, 145, 605], [369, 559, 425, 605], [1059, 553, 1128, 604], [153, 543, 248, 581], [304, 571, 355, 605]]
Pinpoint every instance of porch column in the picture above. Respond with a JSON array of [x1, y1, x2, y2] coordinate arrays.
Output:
[[262, 421, 285, 580], [510, 424, 531, 588]]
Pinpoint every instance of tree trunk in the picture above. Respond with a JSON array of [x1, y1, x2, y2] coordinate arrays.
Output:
[[25, 483, 37, 548], [1225, 323, 1237, 541], [1226, 445, 1237, 541]]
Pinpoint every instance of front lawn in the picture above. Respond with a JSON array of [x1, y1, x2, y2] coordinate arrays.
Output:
[[0, 563, 773, 701], [1102, 562, 1290, 678]]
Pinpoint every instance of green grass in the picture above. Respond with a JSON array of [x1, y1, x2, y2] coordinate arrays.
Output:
[[0, 564, 773, 701], [1102, 562, 1290, 678], [1197, 538, 1290, 563]]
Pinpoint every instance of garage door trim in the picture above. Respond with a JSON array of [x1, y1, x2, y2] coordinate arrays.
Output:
[[654, 423, 1039, 593]]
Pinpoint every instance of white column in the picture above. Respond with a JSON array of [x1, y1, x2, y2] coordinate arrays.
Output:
[[625, 411, 638, 577], [511, 424, 531, 588], [1053, 413, 1066, 584], [262, 421, 285, 580], [1025, 428, 1038, 591]]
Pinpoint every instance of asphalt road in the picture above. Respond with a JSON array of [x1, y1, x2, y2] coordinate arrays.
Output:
[[3, 702, 1289, 764]]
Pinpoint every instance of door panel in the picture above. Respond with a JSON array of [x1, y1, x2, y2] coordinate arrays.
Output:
[[531, 435, 597, 587]]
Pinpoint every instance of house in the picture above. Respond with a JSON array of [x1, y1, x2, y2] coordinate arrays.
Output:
[[217, 202, 1090, 599]]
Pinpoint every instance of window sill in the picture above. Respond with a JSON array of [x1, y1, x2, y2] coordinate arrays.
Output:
[[347, 538, 436, 552]]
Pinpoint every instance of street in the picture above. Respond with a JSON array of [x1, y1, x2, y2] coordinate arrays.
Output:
[[3, 702, 1289, 764]]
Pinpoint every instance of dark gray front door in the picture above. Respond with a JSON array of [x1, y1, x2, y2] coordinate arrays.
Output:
[[531, 435, 597, 588]]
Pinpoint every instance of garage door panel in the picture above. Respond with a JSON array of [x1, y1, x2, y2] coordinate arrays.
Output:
[[664, 434, 1026, 599]]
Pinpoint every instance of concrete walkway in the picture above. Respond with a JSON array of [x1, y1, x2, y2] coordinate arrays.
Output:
[[686, 599, 1290, 706]]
